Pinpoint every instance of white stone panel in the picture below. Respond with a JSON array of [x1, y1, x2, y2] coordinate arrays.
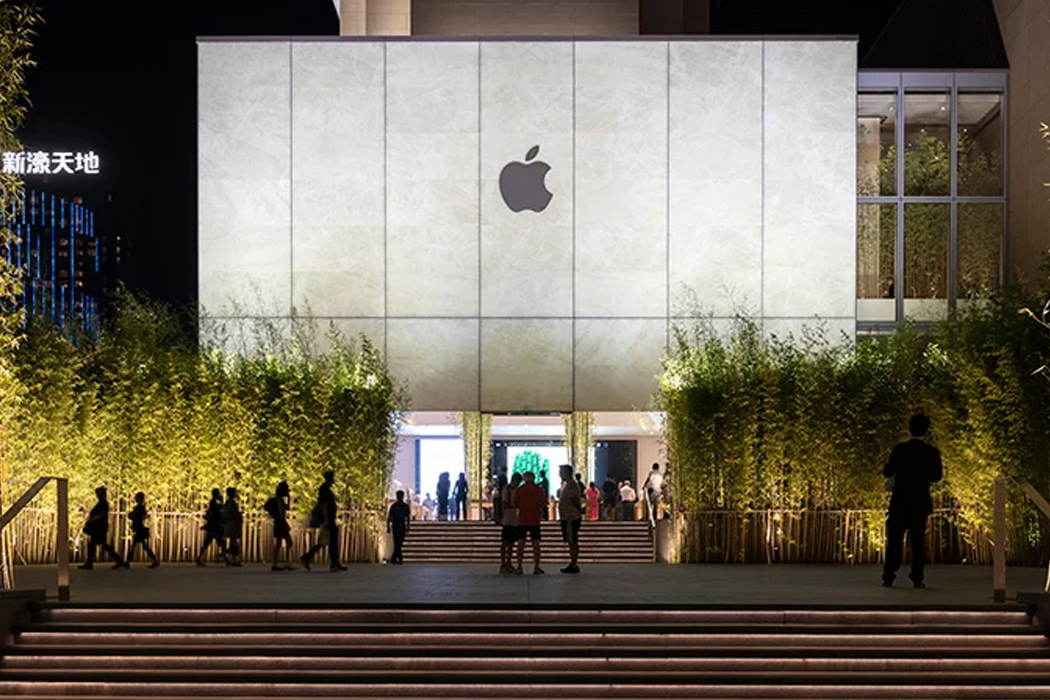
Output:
[[198, 317, 292, 357], [669, 42, 763, 318], [385, 42, 479, 317], [480, 42, 573, 318], [387, 319, 479, 410], [574, 42, 667, 318], [292, 43, 385, 317], [480, 319, 573, 412], [575, 319, 666, 410], [763, 41, 857, 319], [199, 42, 291, 317]]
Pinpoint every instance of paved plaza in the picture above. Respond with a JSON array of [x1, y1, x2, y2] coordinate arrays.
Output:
[[11, 562, 1047, 607]]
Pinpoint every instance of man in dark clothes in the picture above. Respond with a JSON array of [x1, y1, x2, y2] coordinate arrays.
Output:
[[195, 488, 225, 566], [301, 470, 347, 572], [882, 413, 944, 589], [538, 469, 551, 520], [386, 490, 411, 564], [79, 486, 127, 569]]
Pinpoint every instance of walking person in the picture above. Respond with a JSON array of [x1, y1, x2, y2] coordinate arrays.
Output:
[[586, 481, 600, 521], [882, 413, 944, 589], [387, 490, 411, 564], [222, 487, 243, 567], [453, 473, 469, 521], [558, 464, 583, 574], [265, 481, 293, 571], [642, 463, 664, 520], [126, 491, 160, 568], [78, 486, 128, 570], [512, 471, 546, 575], [195, 488, 226, 566], [301, 470, 347, 572]]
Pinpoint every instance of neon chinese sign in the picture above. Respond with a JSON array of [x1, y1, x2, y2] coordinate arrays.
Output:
[[2, 150, 101, 176]]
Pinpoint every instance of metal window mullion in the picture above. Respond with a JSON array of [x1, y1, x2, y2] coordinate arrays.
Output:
[[949, 74, 958, 313], [1000, 72, 1009, 289], [896, 76, 904, 325]]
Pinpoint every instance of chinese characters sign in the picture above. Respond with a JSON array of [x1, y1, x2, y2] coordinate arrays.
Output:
[[2, 151, 101, 176]]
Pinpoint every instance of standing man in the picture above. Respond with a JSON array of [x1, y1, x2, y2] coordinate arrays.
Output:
[[537, 469, 551, 520], [301, 470, 347, 572], [79, 486, 127, 570], [882, 413, 944, 589], [557, 464, 583, 574], [619, 480, 637, 521], [512, 471, 546, 575], [386, 490, 411, 565]]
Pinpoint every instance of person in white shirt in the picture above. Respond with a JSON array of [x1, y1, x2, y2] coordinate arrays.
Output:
[[421, 493, 434, 521], [619, 480, 637, 521], [557, 464, 583, 574]]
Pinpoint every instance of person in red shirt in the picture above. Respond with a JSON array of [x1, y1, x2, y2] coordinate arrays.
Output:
[[511, 471, 546, 575]]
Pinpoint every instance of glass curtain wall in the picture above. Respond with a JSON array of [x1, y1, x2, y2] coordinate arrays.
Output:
[[856, 73, 1006, 327]]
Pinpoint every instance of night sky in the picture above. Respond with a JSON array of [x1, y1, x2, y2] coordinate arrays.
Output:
[[18, 0, 903, 312]]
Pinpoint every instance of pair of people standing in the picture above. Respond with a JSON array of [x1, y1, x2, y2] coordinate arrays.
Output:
[[496, 465, 581, 575], [79, 488, 159, 569]]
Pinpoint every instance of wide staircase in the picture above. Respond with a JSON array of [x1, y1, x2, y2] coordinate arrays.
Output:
[[400, 519, 653, 563], [1, 603, 1049, 698]]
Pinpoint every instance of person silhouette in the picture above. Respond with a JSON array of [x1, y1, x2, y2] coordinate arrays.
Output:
[[882, 413, 944, 588], [557, 464, 583, 574], [266, 481, 293, 571], [453, 473, 469, 521], [195, 488, 226, 566], [222, 487, 243, 567], [386, 490, 411, 564], [537, 469, 550, 520], [301, 470, 347, 572], [79, 486, 127, 570], [436, 472, 451, 521], [512, 471, 546, 575], [126, 491, 160, 568]]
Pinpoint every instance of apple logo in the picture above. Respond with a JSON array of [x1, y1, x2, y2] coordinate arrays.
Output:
[[499, 145, 552, 213]]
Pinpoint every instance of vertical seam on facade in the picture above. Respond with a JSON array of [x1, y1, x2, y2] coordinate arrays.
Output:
[[383, 42, 389, 359], [571, 41, 577, 414], [289, 42, 294, 319], [666, 41, 671, 354], [478, 42, 483, 413], [760, 42, 765, 332]]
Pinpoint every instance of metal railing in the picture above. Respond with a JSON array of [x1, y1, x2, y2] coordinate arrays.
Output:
[[0, 477, 69, 601], [992, 475, 1050, 603]]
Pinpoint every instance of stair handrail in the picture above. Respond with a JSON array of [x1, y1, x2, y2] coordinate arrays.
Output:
[[0, 476, 70, 601], [992, 475, 1050, 603]]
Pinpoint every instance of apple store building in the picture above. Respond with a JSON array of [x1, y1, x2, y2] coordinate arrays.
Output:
[[198, 36, 1006, 487]]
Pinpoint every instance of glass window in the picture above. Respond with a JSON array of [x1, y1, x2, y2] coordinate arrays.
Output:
[[857, 92, 896, 196], [957, 92, 1003, 196], [857, 203, 896, 322], [903, 203, 950, 321], [957, 203, 1002, 298], [904, 91, 950, 196]]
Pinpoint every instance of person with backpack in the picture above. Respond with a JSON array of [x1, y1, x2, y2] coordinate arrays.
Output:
[[126, 491, 160, 568], [195, 488, 225, 566], [265, 481, 293, 571], [79, 486, 127, 570], [222, 487, 243, 567], [300, 470, 347, 572]]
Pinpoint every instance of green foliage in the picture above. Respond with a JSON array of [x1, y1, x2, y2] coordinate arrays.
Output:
[[458, 412, 491, 501], [660, 293, 1050, 548], [4, 292, 408, 521]]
